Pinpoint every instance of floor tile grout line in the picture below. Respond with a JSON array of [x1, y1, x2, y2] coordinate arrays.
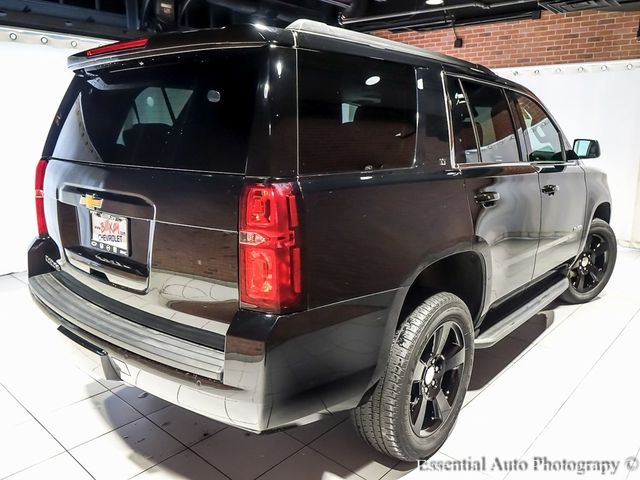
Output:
[[463, 303, 584, 410], [282, 415, 349, 445], [253, 418, 357, 480], [92, 391, 209, 478], [302, 442, 370, 480], [181, 422, 229, 450], [127, 447, 232, 480], [251, 443, 308, 480], [516, 302, 640, 463], [31, 387, 109, 417], [145, 417, 232, 476], [0, 383, 97, 480], [126, 448, 188, 480], [123, 396, 232, 479]]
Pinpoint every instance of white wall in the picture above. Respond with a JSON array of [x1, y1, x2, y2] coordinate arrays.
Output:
[[0, 28, 105, 274], [494, 60, 640, 247]]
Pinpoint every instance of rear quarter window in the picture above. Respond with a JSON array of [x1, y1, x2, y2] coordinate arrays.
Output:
[[298, 50, 417, 175], [48, 49, 264, 173]]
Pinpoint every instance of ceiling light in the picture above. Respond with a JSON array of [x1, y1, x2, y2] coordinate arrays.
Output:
[[426, 0, 444, 5], [365, 75, 380, 86]]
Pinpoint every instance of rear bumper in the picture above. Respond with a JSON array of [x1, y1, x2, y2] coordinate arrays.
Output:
[[30, 276, 268, 431], [29, 237, 405, 433]]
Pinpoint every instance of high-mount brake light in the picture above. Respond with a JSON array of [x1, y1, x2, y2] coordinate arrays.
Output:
[[86, 38, 148, 57], [239, 183, 303, 313], [35, 159, 48, 237]]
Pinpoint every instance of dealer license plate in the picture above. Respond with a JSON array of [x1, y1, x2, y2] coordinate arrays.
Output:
[[90, 211, 129, 256]]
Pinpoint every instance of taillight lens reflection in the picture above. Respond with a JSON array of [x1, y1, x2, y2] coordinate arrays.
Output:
[[239, 183, 303, 313], [35, 159, 48, 237]]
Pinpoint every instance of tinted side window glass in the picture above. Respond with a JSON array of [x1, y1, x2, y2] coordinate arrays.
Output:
[[461, 81, 520, 164], [298, 51, 417, 174], [447, 77, 479, 164], [511, 93, 563, 162], [416, 67, 450, 169]]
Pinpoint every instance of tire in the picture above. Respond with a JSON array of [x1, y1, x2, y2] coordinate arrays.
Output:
[[351, 292, 474, 461], [560, 218, 617, 304]]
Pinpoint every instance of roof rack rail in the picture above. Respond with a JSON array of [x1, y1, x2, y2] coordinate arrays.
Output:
[[286, 19, 492, 74]]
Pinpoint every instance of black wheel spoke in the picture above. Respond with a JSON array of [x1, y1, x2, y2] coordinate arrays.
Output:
[[412, 360, 427, 383], [433, 390, 452, 421], [588, 265, 603, 283], [432, 323, 451, 356], [577, 272, 586, 291], [593, 241, 607, 257], [444, 347, 465, 372], [413, 396, 428, 432], [409, 314, 466, 438]]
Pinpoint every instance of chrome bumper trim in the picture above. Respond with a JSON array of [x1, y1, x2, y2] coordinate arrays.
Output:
[[29, 273, 224, 380]]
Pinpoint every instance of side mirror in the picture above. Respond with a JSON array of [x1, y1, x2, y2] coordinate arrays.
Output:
[[573, 139, 600, 159]]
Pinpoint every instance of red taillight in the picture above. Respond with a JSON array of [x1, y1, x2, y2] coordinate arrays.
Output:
[[239, 183, 303, 313], [86, 38, 148, 57], [35, 159, 48, 237]]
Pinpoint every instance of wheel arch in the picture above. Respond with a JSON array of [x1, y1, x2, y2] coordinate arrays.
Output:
[[397, 251, 486, 329], [364, 250, 486, 408], [593, 202, 611, 224]]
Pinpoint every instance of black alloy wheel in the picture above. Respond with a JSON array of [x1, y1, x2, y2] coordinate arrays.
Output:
[[561, 218, 617, 304], [409, 321, 465, 437], [351, 292, 474, 461], [569, 232, 610, 293]]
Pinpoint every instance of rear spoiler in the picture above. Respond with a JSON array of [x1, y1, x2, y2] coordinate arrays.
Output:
[[67, 24, 292, 71]]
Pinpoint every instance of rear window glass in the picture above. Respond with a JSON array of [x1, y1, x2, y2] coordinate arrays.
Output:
[[50, 50, 263, 173], [298, 51, 417, 174]]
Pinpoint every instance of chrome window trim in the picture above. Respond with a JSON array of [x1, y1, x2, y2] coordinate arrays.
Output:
[[443, 71, 570, 169], [458, 78, 484, 164], [458, 161, 536, 171], [501, 88, 524, 163], [439, 69, 457, 171]]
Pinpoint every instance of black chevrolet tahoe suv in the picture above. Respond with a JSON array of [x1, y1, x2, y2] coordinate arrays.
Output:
[[28, 19, 616, 461]]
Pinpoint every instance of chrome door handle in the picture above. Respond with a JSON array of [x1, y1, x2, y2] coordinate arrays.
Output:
[[474, 191, 501, 206], [541, 184, 559, 196]]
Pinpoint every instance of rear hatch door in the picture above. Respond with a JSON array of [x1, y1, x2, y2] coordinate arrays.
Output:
[[42, 45, 266, 348]]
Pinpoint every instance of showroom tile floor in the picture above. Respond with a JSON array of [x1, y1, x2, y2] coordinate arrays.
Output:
[[1, 247, 639, 480]]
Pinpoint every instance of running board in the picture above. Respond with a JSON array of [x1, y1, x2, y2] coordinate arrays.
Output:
[[474, 278, 569, 349]]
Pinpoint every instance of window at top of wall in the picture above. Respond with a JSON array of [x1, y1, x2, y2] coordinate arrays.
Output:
[[298, 51, 417, 174]]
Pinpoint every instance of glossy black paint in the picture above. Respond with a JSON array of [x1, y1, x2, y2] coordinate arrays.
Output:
[[28, 23, 613, 432], [461, 163, 542, 306]]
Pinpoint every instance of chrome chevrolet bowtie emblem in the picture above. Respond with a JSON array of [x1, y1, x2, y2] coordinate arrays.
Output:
[[80, 194, 103, 210]]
